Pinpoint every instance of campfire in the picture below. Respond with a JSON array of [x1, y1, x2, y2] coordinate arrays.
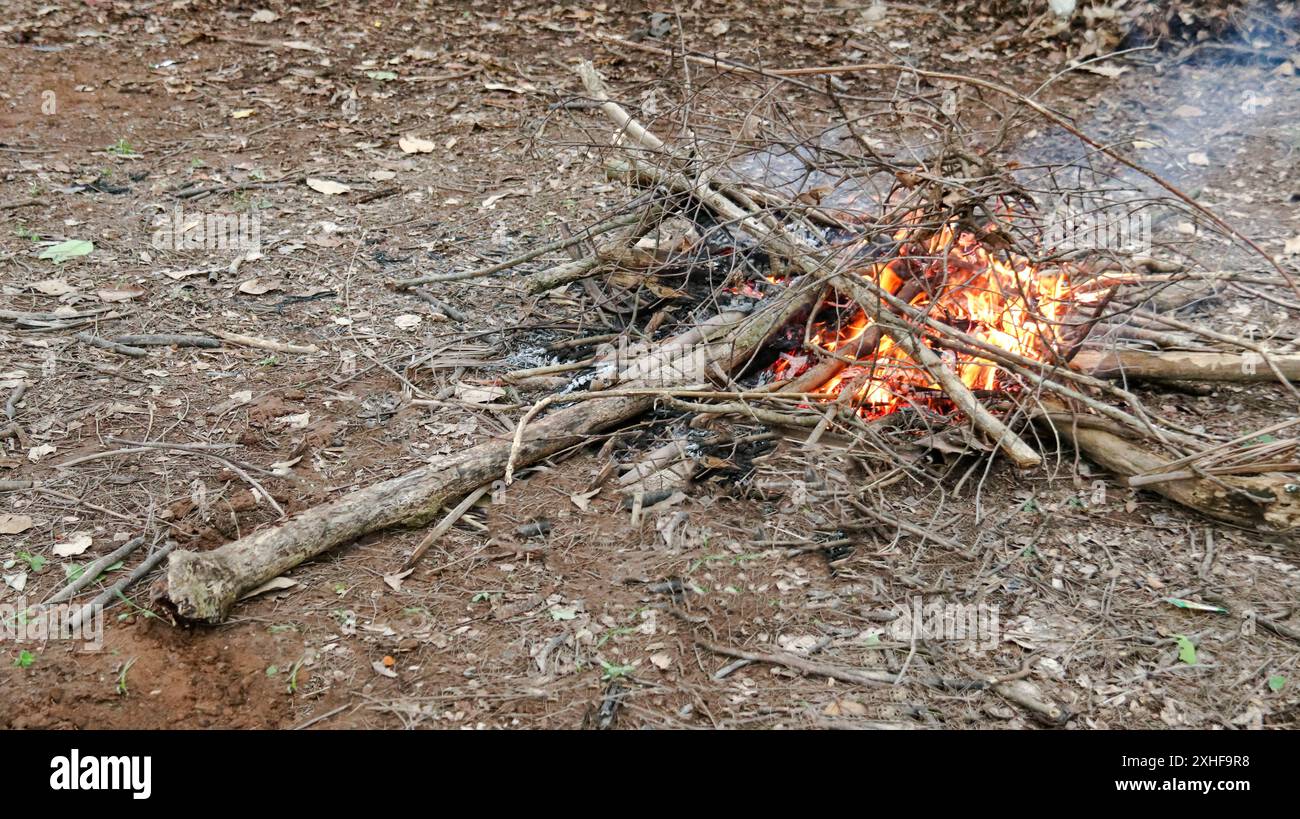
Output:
[[765, 215, 1080, 419], [155, 56, 1300, 627]]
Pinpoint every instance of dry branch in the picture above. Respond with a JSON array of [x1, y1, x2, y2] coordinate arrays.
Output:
[[211, 330, 319, 356], [156, 289, 807, 622], [1074, 349, 1300, 383], [1039, 409, 1300, 534]]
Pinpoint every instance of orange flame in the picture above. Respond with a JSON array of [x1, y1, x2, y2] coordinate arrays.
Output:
[[772, 218, 1073, 418]]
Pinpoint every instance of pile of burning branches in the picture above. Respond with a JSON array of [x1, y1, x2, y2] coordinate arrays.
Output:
[[155, 54, 1300, 624]]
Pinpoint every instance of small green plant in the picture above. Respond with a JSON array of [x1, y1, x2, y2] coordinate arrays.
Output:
[[14, 650, 35, 668], [286, 658, 304, 694], [65, 560, 123, 584], [15, 225, 41, 242], [599, 660, 635, 681], [1268, 675, 1287, 692], [596, 626, 635, 648], [107, 138, 136, 156], [112, 588, 156, 622], [266, 664, 279, 677], [116, 657, 136, 696], [16, 552, 47, 573]]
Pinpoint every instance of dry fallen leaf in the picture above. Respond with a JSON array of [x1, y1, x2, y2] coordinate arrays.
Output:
[[306, 178, 351, 195], [250, 9, 278, 23], [0, 514, 34, 535], [824, 699, 868, 717], [238, 277, 283, 295], [398, 135, 436, 154], [1283, 235, 1300, 256], [279, 411, 311, 429], [27, 443, 56, 462], [371, 659, 398, 678], [230, 108, 255, 119], [480, 187, 529, 209], [394, 313, 422, 330], [281, 40, 325, 53], [31, 278, 75, 296], [238, 575, 299, 600], [454, 384, 507, 404], [97, 286, 145, 303], [53, 533, 93, 557], [1187, 151, 1210, 167], [383, 569, 414, 592], [1078, 63, 1128, 78], [569, 488, 600, 512]]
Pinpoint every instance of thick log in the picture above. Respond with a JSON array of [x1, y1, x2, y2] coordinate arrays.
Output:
[[1074, 349, 1300, 383], [1039, 410, 1300, 534], [157, 290, 810, 623]]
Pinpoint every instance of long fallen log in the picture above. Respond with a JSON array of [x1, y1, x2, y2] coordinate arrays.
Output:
[[1038, 409, 1300, 534], [156, 290, 813, 622], [1073, 349, 1300, 383]]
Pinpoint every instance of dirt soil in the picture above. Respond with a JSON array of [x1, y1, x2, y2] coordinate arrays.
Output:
[[2, 1, 1299, 729]]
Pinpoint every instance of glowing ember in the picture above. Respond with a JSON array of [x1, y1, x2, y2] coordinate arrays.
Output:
[[768, 218, 1076, 418]]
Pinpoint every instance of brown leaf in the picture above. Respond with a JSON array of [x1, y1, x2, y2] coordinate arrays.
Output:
[[0, 514, 34, 535], [97, 286, 145, 303], [238, 277, 283, 295]]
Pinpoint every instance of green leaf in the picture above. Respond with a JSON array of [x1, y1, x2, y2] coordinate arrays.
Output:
[[550, 607, 578, 621], [1165, 597, 1228, 614], [14, 650, 35, 668], [38, 239, 94, 264], [266, 665, 279, 676], [599, 660, 635, 680], [366, 70, 398, 81], [1174, 634, 1197, 665], [1268, 675, 1287, 692]]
